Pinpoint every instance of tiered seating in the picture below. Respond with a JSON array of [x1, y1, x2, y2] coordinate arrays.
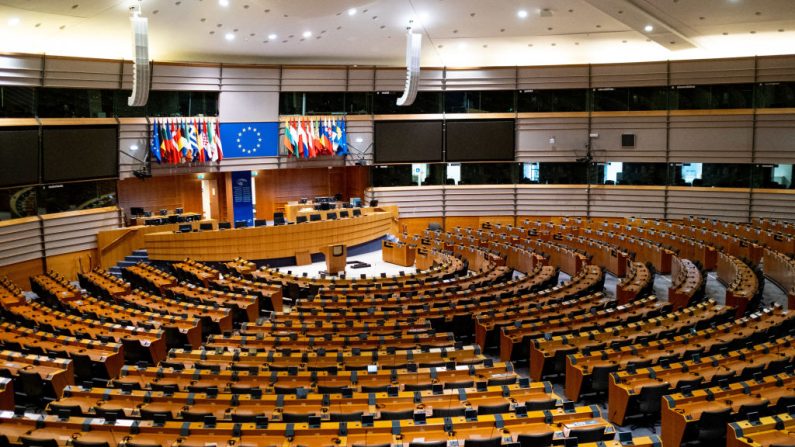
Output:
[[668, 256, 705, 309], [32, 272, 203, 350], [764, 248, 795, 310], [614, 334, 795, 427], [616, 261, 653, 304], [728, 410, 795, 447], [565, 306, 793, 401], [528, 300, 733, 381], [171, 260, 283, 311], [719, 252, 763, 317]]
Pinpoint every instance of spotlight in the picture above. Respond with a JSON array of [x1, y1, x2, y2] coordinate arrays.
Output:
[[644, 24, 654, 32], [517, 10, 528, 19]]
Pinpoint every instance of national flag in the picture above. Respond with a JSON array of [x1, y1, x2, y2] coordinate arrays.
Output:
[[283, 120, 295, 157], [296, 117, 308, 158], [206, 121, 217, 162], [187, 120, 200, 162], [337, 119, 348, 155], [150, 121, 161, 164], [163, 121, 176, 163], [214, 120, 224, 161], [180, 121, 193, 162], [200, 121, 212, 162], [322, 118, 333, 155]]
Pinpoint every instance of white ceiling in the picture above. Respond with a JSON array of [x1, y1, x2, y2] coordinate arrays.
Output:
[[0, 0, 794, 67]]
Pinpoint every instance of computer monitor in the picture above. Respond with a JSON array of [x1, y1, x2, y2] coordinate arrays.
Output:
[[327, 212, 337, 220], [143, 211, 152, 217], [298, 198, 308, 204], [159, 209, 168, 216], [199, 222, 213, 231], [320, 202, 331, 211], [254, 219, 267, 227], [234, 220, 248, 229], [339, 211, 349, 218], [168, 215, 179, 223], [369, 199, 378, 207], [342, 202, 352, 209], [174, 208, 184, 215], [309, 214, 322, 222], [178, 224, 192, 233], [352, 209, 361, 217], [296, 215, 308, 223], [273, 212, 286, 226], [218, 222, 232, 230], [130, 207, 145, 216], [314, 204, 322, 211], [350, 197, 362, 207]]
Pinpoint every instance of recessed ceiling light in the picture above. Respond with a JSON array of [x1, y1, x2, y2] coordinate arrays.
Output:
[[7, 17, 20, 26], [348, 8, 357, 16], [219, 0, 229, 6], [517, 10, 528, 19], [458, 42, 467, 49], [225, 32, 235, 40], [644, 24, 653, 32], [268, 33, 277, 39], [302, 31, 312, 38]]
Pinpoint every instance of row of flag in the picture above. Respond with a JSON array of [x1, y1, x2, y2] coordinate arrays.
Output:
[[150, 118, 224, 164], [283, 116, 348, 158]]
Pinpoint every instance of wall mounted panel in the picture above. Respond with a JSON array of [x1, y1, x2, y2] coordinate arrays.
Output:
[[589, 186, 666, 218], [445, 67, 517, 91], [43, 57, 121, 89], [667, 188, 750, 221], [517, 65, 589, 90], [516, 116, 588, 162], [591, 61, 668, 88], [750, 191, 795, 222], [151, 63, 221, 91], [755, 113, 795, 164], [668, 114, 753, 163], [516, 185, 588, 217], [669, 57, 755, 85], [445, 186, 514, 216], [0, 54, 42, 86], [281, 67, 347, 92], [220, 66, 281, 92], [366, 186, 443, 218], [590, 114, 667, 162]]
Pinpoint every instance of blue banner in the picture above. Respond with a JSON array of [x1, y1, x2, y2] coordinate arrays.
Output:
[[231, 171, 254, 227], [220, 122, 279, 158]]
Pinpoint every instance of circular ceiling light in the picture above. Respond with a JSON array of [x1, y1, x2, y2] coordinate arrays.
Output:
[[219, 0, 229, 7], [268, 33, 277, 40], [225, 32, 235, 40], [302, 31, 312, 38], [8, 17, 20, 26], [348, 8, 357, 16], [517, 10, 528, 19], [644, 24, 654, 32]]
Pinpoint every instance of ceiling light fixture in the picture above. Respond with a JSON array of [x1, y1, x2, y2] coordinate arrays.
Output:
[[348, 8, 357, 16], [7, 17, 20, 26], [517, 10, 528, 18], [219, 0, 229, 6], [268, 33, 277, 40], [303, 31, 312, 38], [225, 32, 235, 40], [644, 24, 653, 32]]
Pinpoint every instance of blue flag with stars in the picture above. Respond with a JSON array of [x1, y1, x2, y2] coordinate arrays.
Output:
[[219, 122, 279, 158]]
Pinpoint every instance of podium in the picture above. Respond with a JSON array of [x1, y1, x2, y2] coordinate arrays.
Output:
[[324, 244, 347, 274], [382, 240, 416, 267]]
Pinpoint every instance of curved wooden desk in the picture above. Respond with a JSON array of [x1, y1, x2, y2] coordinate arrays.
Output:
[[144, 208, 398, 262]]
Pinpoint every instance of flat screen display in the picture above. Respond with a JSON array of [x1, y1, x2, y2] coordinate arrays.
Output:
[[42, 126, 118, 183], [445, 119, 515, 162], [374, 120, 443, 163], [0, 128, 39, 187]]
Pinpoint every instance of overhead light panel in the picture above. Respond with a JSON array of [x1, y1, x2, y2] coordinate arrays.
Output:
[[303, 31, 312, 38], [518, 10, 528, 18], [225, 32, 235, 40], [348, 8, 357, 16], [219, 0, 229, 6], [7, 17, 20, 26], [268, 33, 277, 40], [644, 24, 654, 32]]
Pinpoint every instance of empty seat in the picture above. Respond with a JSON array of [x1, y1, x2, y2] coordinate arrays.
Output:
[[477, 403, 510, 415], [696, 408, 733, 443], [20, 437, 58, 447], [517, 432, 554, 447], [379, 409, 414, 420], [330, 411, 364, 422], [432, 407, 466, 418], [282, 412, 314, 423], [463, 438, 501, 447], [524, 399, 556, 411], [568, 426, 606, 443]]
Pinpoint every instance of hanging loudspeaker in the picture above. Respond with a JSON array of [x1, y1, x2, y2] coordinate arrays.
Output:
[[128, 12, 150, 107], [396, 31, 422, 107]]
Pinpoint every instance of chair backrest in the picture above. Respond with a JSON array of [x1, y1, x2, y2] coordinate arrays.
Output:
[[638, 383, 671, 414], [282, 412, 314, 423], [477, 403, 510, 415], [591, 365, 619, 392], [379, 409, 414, 420], [463, 438, 502, 447], [21, 437, 59, 447], [698, 408, 733, 440], [524, 398, 557, 411], [309, 214, 322, 222], [407, 442, 446, 447], [517, 433, 554, 447], [568, 426, 606, 443], [330, 411, 364, 422], [296, 215, 308, 223]]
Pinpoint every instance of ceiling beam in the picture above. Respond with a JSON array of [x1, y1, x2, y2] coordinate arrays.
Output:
[[582, 0, 698, 50]]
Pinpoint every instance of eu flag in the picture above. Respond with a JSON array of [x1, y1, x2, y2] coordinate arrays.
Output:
[[219, 122, 279, 158]]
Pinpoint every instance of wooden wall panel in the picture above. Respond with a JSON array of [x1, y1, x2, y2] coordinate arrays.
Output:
[[46, 249, 96, 281], [117, 174, 208, 218], [0, 258, 43, 289]]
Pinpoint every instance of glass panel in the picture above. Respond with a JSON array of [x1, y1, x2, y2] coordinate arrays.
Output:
[[373, 91, 443, 114], [538, 162, 588, 184], [0, 86, 35, 118], [147, 90, 182, 116], [0, 186, 38, 221], [671, 163, 751, 187], [517, 89, 588, 112], [371, 165, 415, 187], [146, 91, 218, 117], [672, 84, 753, 110], [304, 92, 345, 115], [37, 180, 117, 214], [446, 163, 462, 185], [37, 88, 114, 118], [592, 87, 668, 111], [407, 163, 446, 186], [279, 92, 303, 115], [753, 164, 794, 189], [520, 163, 540, 183], [756, 82, 795, 108], [187, 91, 218, 116], [444, 90, 515, 113], [459, 163, 519, 185], [345, 92, 372, 115], [592, 162, 668, 186]]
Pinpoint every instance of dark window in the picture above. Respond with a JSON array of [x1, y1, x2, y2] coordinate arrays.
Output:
[[444, 90, 515, 113], [373, 91, 443, 114], [592, 87, 668, 111], [0, 86, 36, 118], [146, 91, 218, 117], [371, 165, 415, 187], [459, 163, 518, 185], [0, 128, 39, 188], [517, 89, 588, 112], [753, 164, 794, 189], [670, 163, 752, 188], [304, 92, 345, 115], [0, 186, 38, 220], [756, 82, 795, 108], [41, 126, 118, 183], [593, 162, 669, 186], [346, 92, 372, 115], [37, 88, 114, 118], [672, 84, 753, 110], [538, 162, 588, 184], [113, 90, 148, 117], [37, 179, 117, 214]]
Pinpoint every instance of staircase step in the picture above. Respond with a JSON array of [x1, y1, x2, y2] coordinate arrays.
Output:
[[132, 249, 148, 256], [125, 255, 149, 262], [117, 260, 137, 268]]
